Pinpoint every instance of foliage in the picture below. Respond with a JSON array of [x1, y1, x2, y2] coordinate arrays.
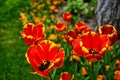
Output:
[[64, 0, 97, 22]]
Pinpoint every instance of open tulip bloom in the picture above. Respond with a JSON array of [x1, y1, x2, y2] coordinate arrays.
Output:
[[55, 22, 66, 32], [72, 32, 110, 62], [26, 40, 65, 78], [21, 23, 45, 46], [98, 25, 118, 45], [75, 21, 88, 33]]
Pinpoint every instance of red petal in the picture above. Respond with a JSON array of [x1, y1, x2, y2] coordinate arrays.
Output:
[[54, 48, 65, 68], [72, 39, 84, 56], [23, 24, 33, 35], [85, 54, 102, 62], [39, 40, 56, 60], [98, 35, 110, 53], [60, 72, 71, 80], [91, 34, 101, 50], [33, 24, 44, 37], [101, 25, 113, 34], [27, 46, 41, 69], [48, 47, 57, 60], [37, 72, 49, 78], [82, 32, 92, 49]]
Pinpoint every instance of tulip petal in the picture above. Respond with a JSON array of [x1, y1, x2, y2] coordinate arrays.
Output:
[[72, 39, 84, 56], [54, 48, 65, 68]]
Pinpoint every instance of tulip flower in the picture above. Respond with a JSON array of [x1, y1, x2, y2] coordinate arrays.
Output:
[[98, 25, 118, 45], [60, 72, 74, 80], [21, 23, 45, 46], [26, 40, 65, 78], [63, 12, 72, 22], [75, 21, 88, 33], [114, 70, 120, 80], [72, 32, 110, 62], [64, 30, 77, 45], [55, 22, 66, 32]]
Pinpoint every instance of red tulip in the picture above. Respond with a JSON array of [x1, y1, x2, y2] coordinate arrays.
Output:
[[98, 25, 118, 45], [26, 40, 65, 78], [55, 22, 66, 32], [60, 72, 74, 80], [72, 32, 110, 62], [21, 23, 45, 46], [75, 21, 88, 34], [63, 12, 72, 22], [64, 30, 77, 45], [114, 70, 120, 80], [82, 27, 93, 34]]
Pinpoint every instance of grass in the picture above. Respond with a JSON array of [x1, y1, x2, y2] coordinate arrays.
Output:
[[0, 0, 47, 80]]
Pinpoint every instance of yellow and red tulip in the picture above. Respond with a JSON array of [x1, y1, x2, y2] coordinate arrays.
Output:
[[26, 40, 65, 78], [75, 21, 88, 33], [21, 23, 45, 46], [64, 30, 77, 45], [114, 70, 120, 80], [63, 12, 72, 22], [98, 25, 118, 45], [82, 27, 93, 34], [72, 32, 110, 62], [55, 22, 66, 32], [60, 72, 74, 80]]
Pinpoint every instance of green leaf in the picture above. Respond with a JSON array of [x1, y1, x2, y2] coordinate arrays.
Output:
[[106, 61, 116, 80], [94, 61, 102, 79], [50, 69, 57, 80]]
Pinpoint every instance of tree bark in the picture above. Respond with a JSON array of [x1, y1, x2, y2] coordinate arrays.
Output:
[[94, 0, 120, 39]]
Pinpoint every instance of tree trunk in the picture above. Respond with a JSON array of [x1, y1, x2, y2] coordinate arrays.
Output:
[[94, 0, 120, 39]]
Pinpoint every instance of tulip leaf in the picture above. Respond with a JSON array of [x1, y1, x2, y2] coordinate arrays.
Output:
[[106, 61, 116, 80], [50, 69, 57, 80], [93, 61, 102, 79]]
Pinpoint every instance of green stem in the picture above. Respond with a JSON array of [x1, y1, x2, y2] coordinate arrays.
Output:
[[91, 62, 95, 80], [49, 73, 52, 80]]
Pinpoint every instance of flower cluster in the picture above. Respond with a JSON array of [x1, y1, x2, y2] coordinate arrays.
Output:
[[19, 0, 66, 26], [21, 11, 118, 79], [54, 12, 118, 62], [21, 23, 65, 78]]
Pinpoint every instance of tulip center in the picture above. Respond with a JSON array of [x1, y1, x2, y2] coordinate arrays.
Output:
[[38, 61, 50, 72], [89, 49, 98, 54]]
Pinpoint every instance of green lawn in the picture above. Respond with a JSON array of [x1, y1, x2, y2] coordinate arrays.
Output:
[[0, 0, 47, 80]]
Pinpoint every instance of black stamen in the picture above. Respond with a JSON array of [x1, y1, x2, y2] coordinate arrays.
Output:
[[38, 61, 50, 72], [89, 49, 98, 54]]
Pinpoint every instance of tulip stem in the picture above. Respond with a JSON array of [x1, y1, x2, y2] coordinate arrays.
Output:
[[92, 62, 95, 80], [49, 73, 52, 80]]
